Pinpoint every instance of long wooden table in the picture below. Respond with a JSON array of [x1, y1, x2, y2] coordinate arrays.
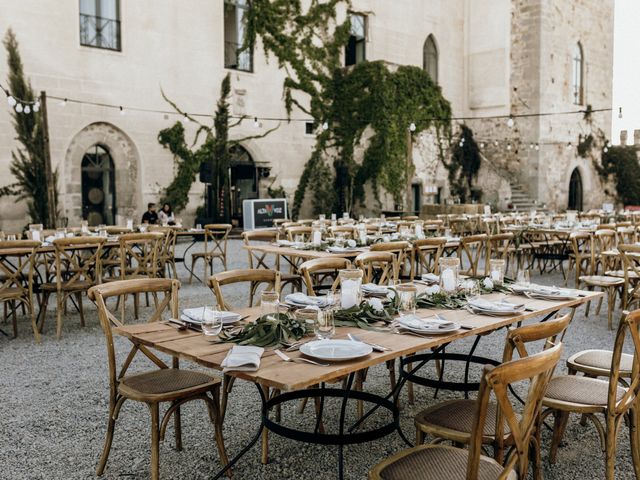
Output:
[[114, 289, 601, 479]]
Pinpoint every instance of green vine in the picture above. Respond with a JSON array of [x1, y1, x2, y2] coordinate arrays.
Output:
[[596, 145, 640, 205], [445, 124, 482, 203]]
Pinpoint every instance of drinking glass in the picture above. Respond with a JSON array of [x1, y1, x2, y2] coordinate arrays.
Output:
[[438, 257, 460, 293], [315, 309, 335, 340], [489, 259, 506, 285], [80, 220, 89, 234], [516, 269, 531, 286], [294, 234, 304, 244], [202, 306, 223, 337], [396, 284, 417, 318], [139, 224, 148, 233], [260, 291, 279, 318], [7, 234, 16, 241], [196, 223, 202, 231], [339, 269, 363, 309], [319, 214, 326, 221]]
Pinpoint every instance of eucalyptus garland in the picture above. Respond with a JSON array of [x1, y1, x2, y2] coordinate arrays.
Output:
[[333, 294, 400, 329], [219, 313, 307, 347]]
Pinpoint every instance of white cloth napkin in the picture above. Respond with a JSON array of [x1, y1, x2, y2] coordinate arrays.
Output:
[[469, 298, 521, 311], [285, 293, 329, 308], [362, 283, 389, 294], [421, 273, 440, 284], [182, 308, 241, 324], [221, 346, 264, 372]]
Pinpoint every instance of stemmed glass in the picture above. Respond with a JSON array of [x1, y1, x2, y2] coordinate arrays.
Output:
[[202, 305, 223, 337]]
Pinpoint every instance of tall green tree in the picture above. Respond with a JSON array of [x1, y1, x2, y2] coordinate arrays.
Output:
[[0, 29, 58, 226], [159, 74, 276, 222]]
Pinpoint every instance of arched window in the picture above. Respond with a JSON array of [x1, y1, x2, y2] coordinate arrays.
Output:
[[423, 35, 438, 83], [572, 42, 584, 105]]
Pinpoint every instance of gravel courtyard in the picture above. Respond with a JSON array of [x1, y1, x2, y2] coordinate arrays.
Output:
[[0, 239, 637, 480]]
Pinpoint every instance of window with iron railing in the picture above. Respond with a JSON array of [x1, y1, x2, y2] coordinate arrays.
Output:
[[79, 0, 121, 51], [224, 0, 253, 72]]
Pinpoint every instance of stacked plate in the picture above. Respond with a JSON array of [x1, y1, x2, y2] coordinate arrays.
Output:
[[420, 273, 440, 284], [181, 307, 242, 326], [524, 286, 580, 300], [362, 283, 390, 298], [396, 315, 460, 334], [300, 339, 373, 361], [467, 297, 525, 316], [284, 293, 331, 309]]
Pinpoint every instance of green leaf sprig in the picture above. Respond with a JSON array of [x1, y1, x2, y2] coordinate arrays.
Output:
[[218, 313, 307, 347]]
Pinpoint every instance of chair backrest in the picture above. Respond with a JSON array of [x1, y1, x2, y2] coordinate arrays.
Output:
[[118, 232, 163, 279], [203, 223, 232, 257], [105, 226, 132, 235], [467, 344, 563, 480], [242, 230, 280, 270], [619, 244, 640, 302], [502, 313, 571, 362], [594, 228, 617, 254], [370, 241, 410, 281], [329, 226, 356, 239], [617, 226, 637, 245], [488, 233, 514, 261], [607, 309, 640, 415], [413, 237, 447, 275], [286, 226, 312, 242], [88, 278, 180, 397], [458, 234, 488, 276], [52, 236, 105, 288], [0, 240, 40, 301], [355, 251, 395, 285], [208, 268, 281, 310], [148, 226, 177, 271], [299, 257, 351, 295], [570, 231, 594, 277]]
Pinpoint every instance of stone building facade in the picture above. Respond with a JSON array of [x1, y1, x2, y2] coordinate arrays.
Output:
[[0, 0, 614, 231]]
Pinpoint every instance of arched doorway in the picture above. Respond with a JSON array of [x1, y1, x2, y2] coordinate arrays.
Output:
[[568, 168, 583, 211], [81, 145, 116, 225], [230, 145, 257, 226]]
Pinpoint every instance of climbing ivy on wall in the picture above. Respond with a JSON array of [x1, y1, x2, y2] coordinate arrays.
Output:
[[245, 1, 452, 218], [158, 74, 276, 219], [596, 146, 640, 206], [446, 124, 482, 203]]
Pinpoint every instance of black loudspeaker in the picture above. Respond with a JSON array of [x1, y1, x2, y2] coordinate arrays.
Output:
[[199, 162, 213, 183]]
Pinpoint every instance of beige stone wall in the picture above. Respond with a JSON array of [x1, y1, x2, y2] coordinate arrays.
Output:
[[0, 0, 614, 230]]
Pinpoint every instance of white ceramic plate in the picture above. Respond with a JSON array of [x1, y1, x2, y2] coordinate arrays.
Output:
[[300, 339, 373, 361], [397, 316, 460, 334], [181, 311, 242, 326]]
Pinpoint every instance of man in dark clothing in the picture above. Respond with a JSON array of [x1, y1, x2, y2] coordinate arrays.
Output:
[[141, 202, 158, 224]]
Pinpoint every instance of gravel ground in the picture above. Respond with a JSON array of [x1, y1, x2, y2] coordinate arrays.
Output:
[[0, 239, 637, 480]]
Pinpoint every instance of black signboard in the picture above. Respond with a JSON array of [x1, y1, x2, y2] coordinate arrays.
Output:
[[245, 199, 287, 229]]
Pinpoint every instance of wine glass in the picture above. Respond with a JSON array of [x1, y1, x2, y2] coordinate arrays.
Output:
[[202, 305, 223, 337]]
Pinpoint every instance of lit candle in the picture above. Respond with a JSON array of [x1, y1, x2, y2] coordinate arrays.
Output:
[[312, 230, 322, 245], [31, 230, 41, 242], [441, 268, 456, 292], [341, 279, 360, 309]]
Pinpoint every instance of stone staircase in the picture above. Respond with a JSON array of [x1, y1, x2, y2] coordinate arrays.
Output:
[[509, 182, 540, 211]]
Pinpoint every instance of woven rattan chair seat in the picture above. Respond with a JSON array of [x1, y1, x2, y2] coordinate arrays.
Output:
[[604, 270, 639, 279], [544, 375, 626, 407], [568, 349, 634, 376], [119, 369, 220, 401], [415, 399, 513, 439], [376, 445, 515, 480]]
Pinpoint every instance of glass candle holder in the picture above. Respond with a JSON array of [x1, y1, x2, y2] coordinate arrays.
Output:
[[489, 259, 506, 285], [339, 269, 363, 309], [311, 226, 323, 245], [396, 283, 418, 317], [319, 214, 326, 221], [438, 257, 460, 293]]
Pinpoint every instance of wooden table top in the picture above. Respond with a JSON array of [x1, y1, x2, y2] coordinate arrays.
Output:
[[244, 244, 367, 260], [114, 290, 601, 392]]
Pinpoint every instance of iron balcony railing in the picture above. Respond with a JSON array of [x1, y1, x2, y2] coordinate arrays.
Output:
[[80, 13, 121, 51], [224, 41, 253, 72]]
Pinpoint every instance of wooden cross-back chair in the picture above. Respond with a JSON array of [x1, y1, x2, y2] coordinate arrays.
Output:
[[0, 240, 39, 341], [458, 234, 488, 276], [410, 237, 446, 280], [370, 344, 563, 480], [149, 226, 178, 278], [39, 236, 105, 339], [242, 230, 302, 293], [617, 226, 637, 245], [115, 232, 164, 321], [482, 217, 501, 235], [189, 224, 232, 284], [329, 225, 356, 239], [570, 232, 624, 329], [208, 268, 281, 311], [88, 279, 229, 480], [618, 244, 640, 312], [542, 309, 640, 480], [415, 314, 571, 467], [594, 228, 618, 273], [370, 241, 410, 282], [286, 226, 313, 242], [355, 251, 395, 285], [299, 257, 351, 295], [488, 233, 514, 275]]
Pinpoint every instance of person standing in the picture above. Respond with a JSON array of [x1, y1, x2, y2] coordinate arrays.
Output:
[[158, 202, 176, 226], [141, 202, 158, 224]]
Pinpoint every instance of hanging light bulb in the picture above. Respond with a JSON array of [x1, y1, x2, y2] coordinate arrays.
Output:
[[507, 116, 515, 128], [479, 142, 485, 148], [322, 121, 329, 131], [529, 143, 534, 149], [493, 140, 499, 147], [603, 146, 609, 153], [506, 143, 512, 151], [24, 105, 31, 114], [59, 98, 67, 107], [409, 122, 416, 132], [458, 141, 464, 147], [15, 103, 23, 113], [606, 141, 612, 148], [182, 113, 190, 123], [32, 102, 40, 113], [119, 106, 125, 115], [566, 142, 573, 150], [618, 107, 623, 119], [7, 95, 16, 107], [253, 117, 260, 128], [534, 143, 540, 151]]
